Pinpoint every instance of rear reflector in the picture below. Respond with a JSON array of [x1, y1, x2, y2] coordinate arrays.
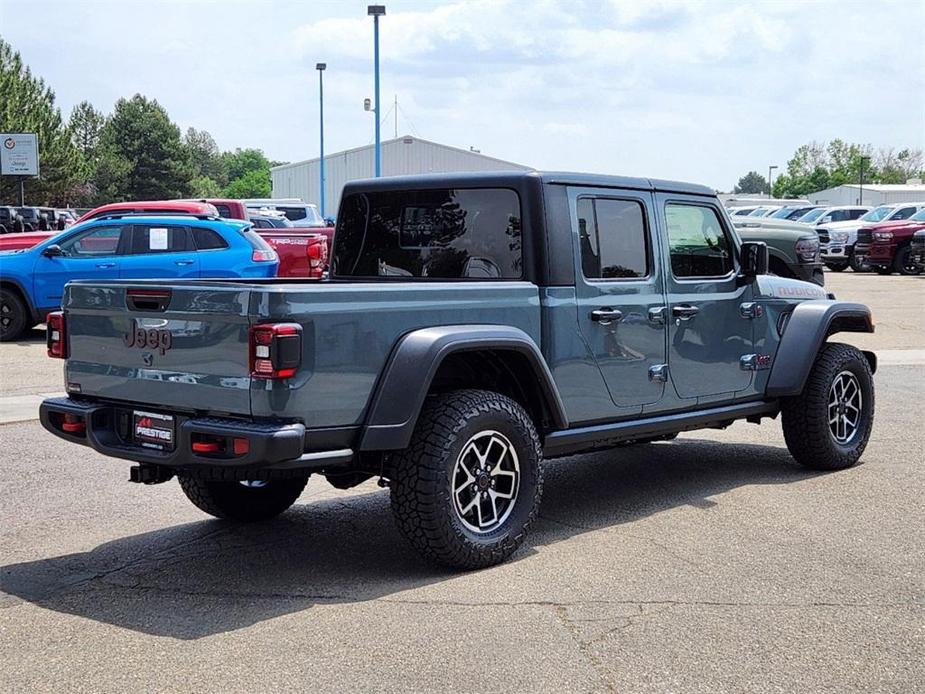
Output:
[[61, 413, 86, 433], [47, 311, 67, 358], [191, 441, 221, 453], [233, 438, 250, 455]]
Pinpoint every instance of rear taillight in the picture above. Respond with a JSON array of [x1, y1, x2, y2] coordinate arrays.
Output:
[[306, 240, 325, 268], [250, 323, 301, 379], [252, 249, 278, 262], [47, 311, 67, 358]]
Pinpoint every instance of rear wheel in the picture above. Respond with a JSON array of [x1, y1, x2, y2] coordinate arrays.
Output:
[[875, 265, 892, 275], [0, 288, 28, 341], [782, 343, 874, 471], [178, 475, 308, 521], [893, 246, 922, 276], [389, 389, 542, 569]]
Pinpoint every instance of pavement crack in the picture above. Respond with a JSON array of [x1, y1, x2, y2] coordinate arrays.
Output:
[[553, 604, 617, 693]]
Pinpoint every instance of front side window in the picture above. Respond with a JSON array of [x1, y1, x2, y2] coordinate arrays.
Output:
[[665, 203, 734, 278], [129, 225, 190, 254], [333, 188, 522, 279], [577, 197, 648, 279], [58, 225, 124, 257], [892, 207, 918, 220]]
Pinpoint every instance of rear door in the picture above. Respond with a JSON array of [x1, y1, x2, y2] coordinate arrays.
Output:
[[572, 188, 668, 413], [120, 224, 200, 279], [32, 224, 127, 309], [658, 194, 754, 401]]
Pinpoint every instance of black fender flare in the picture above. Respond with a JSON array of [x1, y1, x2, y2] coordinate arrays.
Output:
[[766, 300, 875, 397], [359, 325, 568, 451]]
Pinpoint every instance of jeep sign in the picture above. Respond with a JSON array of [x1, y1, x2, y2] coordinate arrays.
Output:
[[0, 133, 40, 176]]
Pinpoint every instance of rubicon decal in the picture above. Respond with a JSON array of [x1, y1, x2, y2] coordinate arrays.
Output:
[[123, 320, 172, 355]]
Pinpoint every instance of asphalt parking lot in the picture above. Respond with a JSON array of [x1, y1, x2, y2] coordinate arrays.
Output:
[[1, 272, 923, 693]]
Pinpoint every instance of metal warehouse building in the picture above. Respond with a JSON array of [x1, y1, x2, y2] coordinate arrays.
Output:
[[808, 182, 925, 206], [270, 135, 531, 215]]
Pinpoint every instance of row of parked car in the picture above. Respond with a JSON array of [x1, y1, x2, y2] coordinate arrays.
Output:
[[0, 198, 333, 341], [728, 201, 925, 276], [0, 206, 78, 233]]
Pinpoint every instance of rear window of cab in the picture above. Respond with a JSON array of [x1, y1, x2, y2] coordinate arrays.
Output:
[[332, 188, 523, 279]]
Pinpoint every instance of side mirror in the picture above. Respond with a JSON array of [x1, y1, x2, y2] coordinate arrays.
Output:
[[740, 241, 768, 278], [42, 244, 63, 258]]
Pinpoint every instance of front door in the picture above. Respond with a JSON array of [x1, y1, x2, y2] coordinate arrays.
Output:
[[32, 224, 126, 309], [573, 189, 667, 412], [657, 194, 753, 400]]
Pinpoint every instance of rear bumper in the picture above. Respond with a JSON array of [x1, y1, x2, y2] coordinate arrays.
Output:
[[39, 397, 352, 472]]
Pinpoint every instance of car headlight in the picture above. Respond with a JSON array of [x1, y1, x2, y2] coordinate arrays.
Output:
[[795, 235, 819, 262], [873, 231, 893, 241], [829, 231, 850, 243]]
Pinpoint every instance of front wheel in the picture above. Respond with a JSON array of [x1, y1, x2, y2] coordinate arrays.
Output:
[[849, 253, 870, 272], [389, 389, 543, 569], [782, 343, 874, 471], [893, 246, 922, 276], [0, 288, 28, 342], [825, 262, 847, 272], [178, 475, 308, 521]]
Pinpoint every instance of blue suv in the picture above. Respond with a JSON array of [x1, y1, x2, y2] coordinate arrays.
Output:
[[0, 214, 278, 340]]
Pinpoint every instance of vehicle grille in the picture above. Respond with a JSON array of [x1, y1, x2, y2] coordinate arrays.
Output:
[[817, 230, 830, 245], [857, 229, 873, 244]]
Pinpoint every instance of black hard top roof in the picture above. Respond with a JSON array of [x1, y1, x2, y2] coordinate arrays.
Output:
[[341, 170, 715, 197]]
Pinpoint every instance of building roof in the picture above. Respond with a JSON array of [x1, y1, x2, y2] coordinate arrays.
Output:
[[270, 135, 530, 173], [815, 183, 925, 193]]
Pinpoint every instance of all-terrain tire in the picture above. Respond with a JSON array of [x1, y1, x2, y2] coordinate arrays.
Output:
[[389, 389, 543, 570], [0, 288, 28, 341], [178, 475, 308, 521], [849, 252, 870, 272], [781, 343, 874, 471]]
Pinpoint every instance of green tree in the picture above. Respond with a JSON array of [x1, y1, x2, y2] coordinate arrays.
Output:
[[222, 147, 272, 182], [184, 127, 227, 185], [0, 38, 84, 205], [733, 171, 769, 195], [69, 101, 105, 161], [224, 168, 271, 198], [190, 175, 222, 197], [100, 94, 193, 200]]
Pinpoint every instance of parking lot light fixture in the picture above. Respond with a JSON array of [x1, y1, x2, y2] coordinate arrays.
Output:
[[859, 155, 871, 205], [316, 62, 327, 217], [768, 165, 778, 199], [368, 5, 386, 177]]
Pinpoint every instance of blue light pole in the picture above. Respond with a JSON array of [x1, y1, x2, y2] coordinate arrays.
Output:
[[316, 62, 326, 217], [368, 5, 385, 177]]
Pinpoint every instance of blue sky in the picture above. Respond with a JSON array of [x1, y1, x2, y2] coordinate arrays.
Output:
[[2, 0, 923, 190]]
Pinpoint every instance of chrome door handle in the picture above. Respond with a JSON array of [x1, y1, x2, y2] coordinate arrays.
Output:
[[95, 262, 116, 268], [672, 305, 699, 320], [174, 260, 194, 266], [590, 308, 624, 324]]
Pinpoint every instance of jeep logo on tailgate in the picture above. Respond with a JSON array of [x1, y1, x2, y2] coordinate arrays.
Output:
[[123, 320, 172, 355]]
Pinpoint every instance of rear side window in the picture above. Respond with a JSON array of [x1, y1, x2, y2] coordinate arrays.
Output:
[[191, 227, 228, 250], [577, 197, 648, 279], [333, 188, 522, 279], [665, 204, 733, 278], [213, 204, 232, 218], [129, 225, 190, 254]]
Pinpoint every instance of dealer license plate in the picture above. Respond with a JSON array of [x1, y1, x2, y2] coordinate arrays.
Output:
[[133, 410, 175, 451]]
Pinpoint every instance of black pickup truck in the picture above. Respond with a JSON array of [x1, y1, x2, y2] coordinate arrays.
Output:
[[41, 171, 877, 569]]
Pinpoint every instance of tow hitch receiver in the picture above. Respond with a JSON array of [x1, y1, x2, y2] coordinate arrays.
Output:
[[129, 464, 175, 485]]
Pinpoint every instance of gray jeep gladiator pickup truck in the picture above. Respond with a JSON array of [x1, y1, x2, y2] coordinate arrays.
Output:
[[41, 171, 877, 569]]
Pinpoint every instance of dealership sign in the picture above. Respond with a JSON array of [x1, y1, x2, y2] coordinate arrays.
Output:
[[1, 133, 40, 176]]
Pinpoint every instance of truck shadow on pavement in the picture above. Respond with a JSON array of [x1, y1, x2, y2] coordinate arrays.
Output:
[[0, 439, 820, 639]]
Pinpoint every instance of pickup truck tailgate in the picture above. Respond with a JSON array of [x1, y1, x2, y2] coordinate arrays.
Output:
[[64, 282, 253, 415]]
